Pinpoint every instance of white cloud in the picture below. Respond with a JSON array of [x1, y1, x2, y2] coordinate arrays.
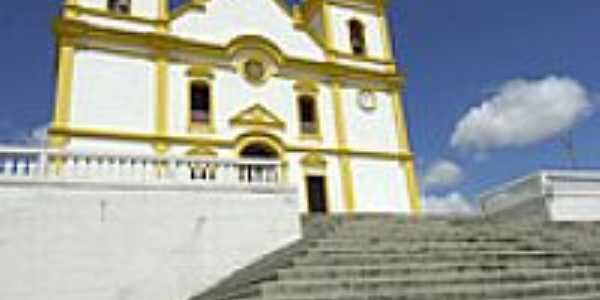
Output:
[[422, 192, 478, 216], [451, 76, 593, 152], [423, 160, 463, 189]]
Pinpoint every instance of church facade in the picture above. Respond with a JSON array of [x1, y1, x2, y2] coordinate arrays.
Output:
[[49, 0, 420, 214]]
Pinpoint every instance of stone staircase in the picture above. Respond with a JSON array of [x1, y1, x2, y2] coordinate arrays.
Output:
[[191, 215, 600, 300]]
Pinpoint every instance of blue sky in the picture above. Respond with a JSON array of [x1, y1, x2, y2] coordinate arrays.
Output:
[[0, 1, 598, 206]]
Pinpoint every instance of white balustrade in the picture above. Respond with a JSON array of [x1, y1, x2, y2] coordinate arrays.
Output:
[[0, 147, 283, 186]]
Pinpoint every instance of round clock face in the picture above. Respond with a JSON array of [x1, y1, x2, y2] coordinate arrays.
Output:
[[243, 59, 266, 83], [358, 90, 377, 111]]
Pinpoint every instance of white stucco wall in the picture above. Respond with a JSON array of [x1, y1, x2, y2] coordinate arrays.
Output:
[[167, 64, 337, 148], [343, 89, 398, 152], [286, 153, 345, 213], [170, 0, 324, 61], [67, 138, 156, 155], [329, 5, 385, 59], [77, 15, 156, 33], [351, 158, 410, 213], [0, 181, 300, 300], [71, 50, 155, 133]]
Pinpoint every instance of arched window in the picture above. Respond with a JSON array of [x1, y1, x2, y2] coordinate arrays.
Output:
[[108, 0, 131, 14], [190, 81, 211, 125], [240, 143, 279, 159], [348, 19, 366, 56], [298, 95, 318, 135]]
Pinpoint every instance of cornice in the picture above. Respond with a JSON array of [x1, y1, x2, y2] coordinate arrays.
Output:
[[54, 19, 403, 86]]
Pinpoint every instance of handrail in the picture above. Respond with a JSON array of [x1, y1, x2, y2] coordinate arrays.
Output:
[[0, 148, 284, 185]]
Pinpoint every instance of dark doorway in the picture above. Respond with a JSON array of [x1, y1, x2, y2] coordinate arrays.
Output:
[[306, 176, 328, 214]]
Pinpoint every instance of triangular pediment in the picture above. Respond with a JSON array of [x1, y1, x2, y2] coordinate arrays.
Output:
[[229, 104, 286, 130], [170, 0, 325, 61]]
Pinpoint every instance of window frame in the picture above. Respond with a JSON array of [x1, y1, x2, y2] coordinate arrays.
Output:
[[296, 94, 321, 141], [348, 18, 367, 56], [188, 79, 215, 134]]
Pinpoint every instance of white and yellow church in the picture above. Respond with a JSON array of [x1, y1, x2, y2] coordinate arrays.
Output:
[[48, 0, 420, 214]]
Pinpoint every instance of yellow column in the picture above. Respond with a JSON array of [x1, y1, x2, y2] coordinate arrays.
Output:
[[390, 88, 421, 215], [321, 1, 336, 61], [153, 53, 169, 155], [331, 81, 355, 212], [377, 7, 396, 73], [63, 0, 78, 18], [157, 0, 170, 33], [50, 37, 75, 150]]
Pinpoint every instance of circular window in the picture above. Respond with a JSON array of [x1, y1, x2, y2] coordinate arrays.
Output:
[[243, 59, 267, 83], [357, 90, 377, 111]]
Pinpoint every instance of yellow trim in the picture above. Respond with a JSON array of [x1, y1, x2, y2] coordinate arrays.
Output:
[[230, 104, 286, 131], [331, 81, 355, 211], [296, 94, 322, 142], [169, 0, 208, 21], [378, 10, 392, 61], [294, 79, 320, 95], [63, 0, 79, 18], [187, 65, 214, 79], [54, 20, 402, 85], [187, 79, 216, 134], [321, 1, 336, 59], [157, 0, 170, 33], [47, 126, 413, 161], [50, 39, 75, 149], [65, 5, 166, 27], [234, 134, 289, 184], [390, 89, 421, 215], [301, 152, 327, 170], [403, 160, 422, 215], [227, 35, 285, 66], [186, 146, 217, 157], [328, 49, 394, 65], [153, 55, 169, 155]]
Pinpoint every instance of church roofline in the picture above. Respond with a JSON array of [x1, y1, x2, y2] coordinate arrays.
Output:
[[53, 19, 403, 88]]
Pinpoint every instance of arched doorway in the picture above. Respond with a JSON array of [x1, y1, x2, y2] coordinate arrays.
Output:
[[238, 142, 281, 183], [239, 143, 279, 159]]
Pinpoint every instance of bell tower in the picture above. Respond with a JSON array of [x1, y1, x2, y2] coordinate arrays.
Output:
[[301, 0, 394, 67]]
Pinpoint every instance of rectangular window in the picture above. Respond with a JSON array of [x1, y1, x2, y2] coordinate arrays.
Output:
[[298, 96, 318, 135], [191, 82, 210, 124]]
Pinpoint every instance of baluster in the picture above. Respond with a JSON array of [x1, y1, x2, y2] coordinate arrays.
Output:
[[87, 157, 100, 181], [144, 159, 155, 182], [118, 158, 132, 180], [63, 156, 76, 179], [3, 158, 15, 177], [132, 159, 145, 182], [16, 158, 27, 177], [75, 156, 88, 179]]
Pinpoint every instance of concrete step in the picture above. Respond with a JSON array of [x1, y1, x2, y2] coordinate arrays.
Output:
[[293, 251, 596, 267], [262, 268, 600, 295], [252, 291, 600, 300], [276, 264, 600, 281], [254, 279, 600, 299], [309, 240, 551, 253]]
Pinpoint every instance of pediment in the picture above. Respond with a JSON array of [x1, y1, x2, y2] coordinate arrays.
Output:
[[170, 0, 325, 61], [229, 104, 286, 130]]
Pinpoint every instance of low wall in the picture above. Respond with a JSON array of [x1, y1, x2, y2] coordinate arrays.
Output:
[[0, 180, 300, 300]]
